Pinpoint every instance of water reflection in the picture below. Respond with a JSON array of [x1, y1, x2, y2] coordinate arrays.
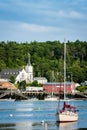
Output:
[[0, 122, 60, 130], [0, 122, 41, 130], [57, 122, 77, 130], [0, 122, 45, 130]]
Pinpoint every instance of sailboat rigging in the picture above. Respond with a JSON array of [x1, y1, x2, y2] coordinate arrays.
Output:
[[56, 40, 78, 122]]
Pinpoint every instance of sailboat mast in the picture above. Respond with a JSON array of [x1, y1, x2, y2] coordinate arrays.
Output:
[[64, 40, 66, 100]]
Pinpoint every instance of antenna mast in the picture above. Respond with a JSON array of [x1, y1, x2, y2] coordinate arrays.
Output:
[[64, 39, 66, 100]]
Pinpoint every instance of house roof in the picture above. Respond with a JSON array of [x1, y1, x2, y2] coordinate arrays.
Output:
[[0, 81, 17, 89], [0, 68, 22, 73], [43, 82, 74, 85], [0, 68, 22, 79]]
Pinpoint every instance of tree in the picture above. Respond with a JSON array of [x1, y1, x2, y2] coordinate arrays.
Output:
[[31, 80, 38, 86], [69, 60, 85, 83], [76, 85, 87, 92], [10, 76, 15, 84], [18, 80, 26, 90]]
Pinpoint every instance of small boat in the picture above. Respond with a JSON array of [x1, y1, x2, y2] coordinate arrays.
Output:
[[44, 95, 58, 101], [56, 40, 78, 122]]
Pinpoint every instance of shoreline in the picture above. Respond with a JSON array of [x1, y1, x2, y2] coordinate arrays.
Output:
[[0, 98, 86, 102]]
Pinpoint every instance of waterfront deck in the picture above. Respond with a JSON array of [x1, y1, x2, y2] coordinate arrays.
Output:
[[0, 90, 28, 100], [0, 90, 87, 100]]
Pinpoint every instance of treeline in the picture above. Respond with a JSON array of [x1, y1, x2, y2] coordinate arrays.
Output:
[[0, 40, 87, 83]]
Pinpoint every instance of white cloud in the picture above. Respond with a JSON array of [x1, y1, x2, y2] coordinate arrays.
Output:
[[0, 19, 87, 43], [0, 20, 61, 42], [19, 22, 60, 32], [42, 10, 83, 19], [69, 11, 83, 18], [0, 0, 87, 42], [0, 20, 59, 32]]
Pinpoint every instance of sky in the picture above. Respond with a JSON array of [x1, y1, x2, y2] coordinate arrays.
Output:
[[0, 0, 87, 43]]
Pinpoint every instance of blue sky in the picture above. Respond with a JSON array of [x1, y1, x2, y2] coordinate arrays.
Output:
[[0, 0, 87, 42]]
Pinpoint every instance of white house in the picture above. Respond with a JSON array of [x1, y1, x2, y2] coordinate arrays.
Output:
[[34, 77, 47, 84]]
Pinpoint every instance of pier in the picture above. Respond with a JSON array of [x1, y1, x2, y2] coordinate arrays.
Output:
[[0, 90, 28, 100], [0, 90, 87, 100]]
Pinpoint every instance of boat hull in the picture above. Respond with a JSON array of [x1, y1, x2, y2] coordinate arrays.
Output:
[[44, 96, 58, 101], [45, 97, 58, 101], [56, 111, 78, 123]]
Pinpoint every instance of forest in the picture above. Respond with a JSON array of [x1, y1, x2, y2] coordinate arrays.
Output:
[[0, 40, 87, 83]]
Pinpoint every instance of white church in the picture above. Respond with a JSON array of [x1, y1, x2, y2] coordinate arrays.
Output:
[[15, 56, 47, 84], [15, 56, 33, 84]]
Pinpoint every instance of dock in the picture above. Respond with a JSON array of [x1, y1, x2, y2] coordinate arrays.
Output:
[[0, 90, 87, 100], [0, 90, 28, 100]]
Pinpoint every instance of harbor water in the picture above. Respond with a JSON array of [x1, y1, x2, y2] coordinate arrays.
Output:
[[0, 100, 87, 130]]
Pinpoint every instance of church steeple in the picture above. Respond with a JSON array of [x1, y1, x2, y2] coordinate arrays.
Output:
[[25, 53, 33, 83], [28, 53, 31, 65]]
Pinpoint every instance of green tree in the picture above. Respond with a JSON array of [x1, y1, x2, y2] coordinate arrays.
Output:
[[18, 80, 26, 90], [69, 60, 85, 83], [31, 80, 38, 86], [10, 76, 15, 84]]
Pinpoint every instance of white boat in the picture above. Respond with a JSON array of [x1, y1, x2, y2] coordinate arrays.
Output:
[[44, 95, 58, 101], [56, 101, 78, 122], [56, 40, 78, 122]]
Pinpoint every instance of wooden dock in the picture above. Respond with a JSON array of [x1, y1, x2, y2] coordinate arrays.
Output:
[[0, 90, 28, 100], [0, 90, 87, 100]]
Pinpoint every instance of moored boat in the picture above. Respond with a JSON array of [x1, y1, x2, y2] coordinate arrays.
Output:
[[44, 95, 58, 101], [56, 40, 78, 122], [56, 101, 78, 122]]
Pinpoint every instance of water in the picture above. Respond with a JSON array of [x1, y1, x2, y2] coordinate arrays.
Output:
[[0, 100, 87, 130]]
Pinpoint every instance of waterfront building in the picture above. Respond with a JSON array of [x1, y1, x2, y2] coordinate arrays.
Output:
[[43, 82, 76, 94]]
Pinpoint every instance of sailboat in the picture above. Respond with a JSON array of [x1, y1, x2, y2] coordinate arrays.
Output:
[[56, 40, 78, 122]]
